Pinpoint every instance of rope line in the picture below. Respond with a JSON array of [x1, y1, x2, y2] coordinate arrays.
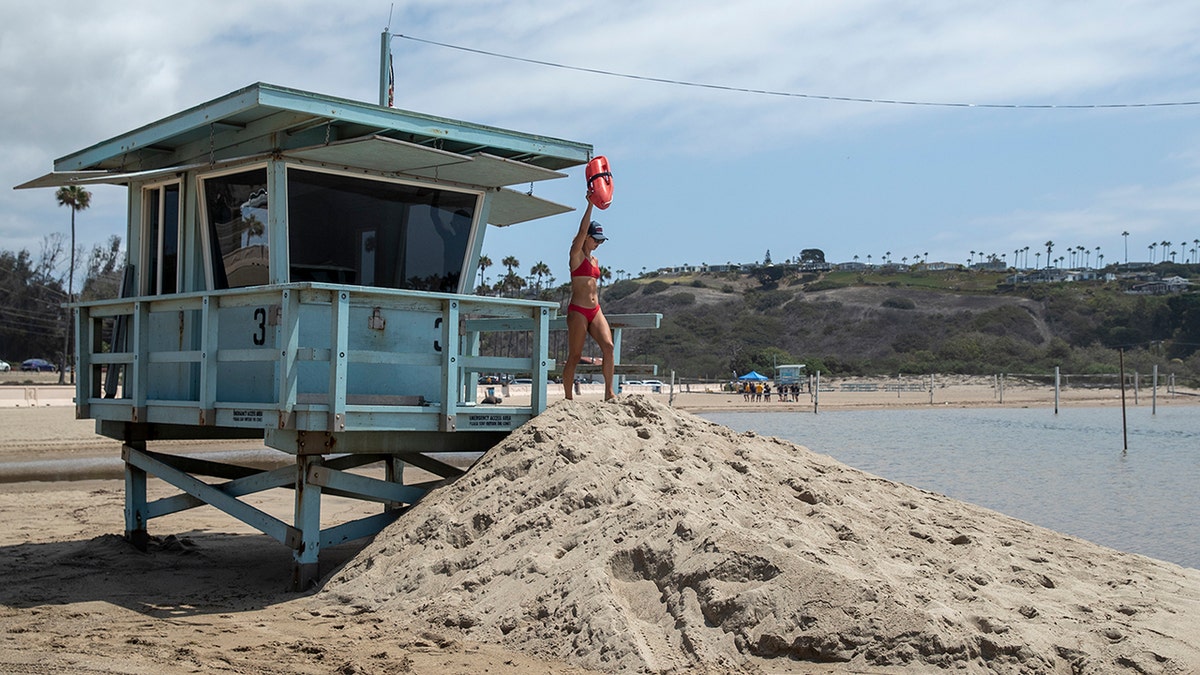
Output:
[[395, 33, 1200, 110]]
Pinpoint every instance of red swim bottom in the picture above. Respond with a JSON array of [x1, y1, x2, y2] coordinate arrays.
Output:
[[568, 303, 601, 324]]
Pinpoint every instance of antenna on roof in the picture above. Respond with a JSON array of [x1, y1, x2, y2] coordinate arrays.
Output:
[[379, 4, 395, 107]]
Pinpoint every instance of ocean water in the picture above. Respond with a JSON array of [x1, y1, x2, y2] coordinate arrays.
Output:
[[700, 405, 1200, 570]]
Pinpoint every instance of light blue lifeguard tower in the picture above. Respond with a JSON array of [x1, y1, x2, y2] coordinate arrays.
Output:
[[18, 82, 658, 587]]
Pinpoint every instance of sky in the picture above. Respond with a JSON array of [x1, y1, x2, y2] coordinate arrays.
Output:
[[4, 0, 1200, 290]]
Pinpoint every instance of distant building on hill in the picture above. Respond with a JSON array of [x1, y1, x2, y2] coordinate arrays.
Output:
[[1126, 276, 1192, 295], [969, 258, 1008, 272]]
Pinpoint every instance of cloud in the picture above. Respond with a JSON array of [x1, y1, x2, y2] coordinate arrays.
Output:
[[3, 1, 1200, 275]]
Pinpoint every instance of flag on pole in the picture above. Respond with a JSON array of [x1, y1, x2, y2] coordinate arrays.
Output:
[[387, 49, 394, 107]]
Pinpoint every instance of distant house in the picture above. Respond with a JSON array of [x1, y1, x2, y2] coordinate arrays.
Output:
[[1008, 268, 1079, 284], [837, 261, 868, 271], [969, 259, 1008, 272], [1127, 276, 1192, 295], [1117, 262, 1154, 272], [658, 264, 702, 276]]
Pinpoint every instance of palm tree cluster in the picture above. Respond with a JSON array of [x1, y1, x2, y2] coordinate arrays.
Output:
[[474, 255, 602, 299], [852, 234, 1200, 271], [474, 254, 618, 300]]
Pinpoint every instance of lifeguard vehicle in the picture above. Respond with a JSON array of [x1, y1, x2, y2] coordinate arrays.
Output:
[[19, 81, 658, 587]]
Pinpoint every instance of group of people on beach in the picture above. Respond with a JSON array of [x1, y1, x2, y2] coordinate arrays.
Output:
[[738, 381, 805, 403]]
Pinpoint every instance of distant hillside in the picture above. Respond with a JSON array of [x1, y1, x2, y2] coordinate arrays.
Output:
[[599, 268, 1200, 383]]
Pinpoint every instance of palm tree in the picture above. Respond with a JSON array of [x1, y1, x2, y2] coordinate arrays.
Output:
[[1035, 252, 1041, 268], [529, 261, 551, 293], [55, 185, 92, 385], [969, 250, 976, 265], [501, 270, 524, 297], [1121, 231, 1130, 264], [1162, 241, 1172, 263], [501, 255, 520, 276], [1044, 241, 1054, 268], [1148, 243, 1156, 263], [477, 254, 492, 288]]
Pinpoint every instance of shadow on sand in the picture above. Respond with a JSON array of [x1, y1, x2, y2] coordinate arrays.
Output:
[[0, 531, 368, 616]]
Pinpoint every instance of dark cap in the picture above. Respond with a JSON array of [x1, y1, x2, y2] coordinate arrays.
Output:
[[588, 221, 608, 241]]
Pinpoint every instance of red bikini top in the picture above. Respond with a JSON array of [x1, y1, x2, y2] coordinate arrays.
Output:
[[571, 257, 601, 279]]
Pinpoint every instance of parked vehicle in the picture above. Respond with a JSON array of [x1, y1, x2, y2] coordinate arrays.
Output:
[[641, 380, 664, 387], [0, 359, 10, 372], [20, 358, 56, 372]]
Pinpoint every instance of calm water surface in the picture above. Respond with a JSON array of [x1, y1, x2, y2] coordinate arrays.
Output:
[[701, 406, 1200, 569]]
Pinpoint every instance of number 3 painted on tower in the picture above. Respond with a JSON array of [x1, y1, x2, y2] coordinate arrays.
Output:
[[252, 307, 267, 346]]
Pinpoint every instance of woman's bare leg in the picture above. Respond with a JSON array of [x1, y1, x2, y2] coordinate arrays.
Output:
[[563, 310, 589, 400], [589, 308, 617, 400]]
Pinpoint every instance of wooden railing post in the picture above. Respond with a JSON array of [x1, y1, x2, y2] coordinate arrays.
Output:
[[328, 289, 350, 432], [439, 299, 460, 431]]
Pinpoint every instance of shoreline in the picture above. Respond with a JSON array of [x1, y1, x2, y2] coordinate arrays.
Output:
[[0, 383, 1194, 484]]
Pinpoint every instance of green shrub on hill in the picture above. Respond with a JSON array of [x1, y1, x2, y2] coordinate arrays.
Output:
[[805, 279, 848, 292], [643, 280, 671, 295], [604, 280, 640, 302], [882, 296, 916, 310]]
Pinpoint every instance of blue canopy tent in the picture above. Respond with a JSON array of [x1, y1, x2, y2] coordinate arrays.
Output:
[[737, 371, 770, 381]]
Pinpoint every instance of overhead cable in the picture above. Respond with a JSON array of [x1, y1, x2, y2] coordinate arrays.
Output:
[[395, 34, 1200, 110]]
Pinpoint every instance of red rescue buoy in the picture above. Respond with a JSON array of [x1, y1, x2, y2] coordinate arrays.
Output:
[[586, 155, 613, 210]]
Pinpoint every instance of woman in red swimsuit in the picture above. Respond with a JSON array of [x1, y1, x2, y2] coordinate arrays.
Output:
[[563, 198, 616, 400]]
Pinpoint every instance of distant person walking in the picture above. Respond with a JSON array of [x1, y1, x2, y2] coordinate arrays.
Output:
[[562, 198, 615, 400]]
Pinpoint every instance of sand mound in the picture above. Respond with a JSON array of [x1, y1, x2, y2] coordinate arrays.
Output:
[[320, 396, 1200, 674]]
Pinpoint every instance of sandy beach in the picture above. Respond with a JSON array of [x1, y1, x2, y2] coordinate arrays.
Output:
[[2, 380, 1198, 673]]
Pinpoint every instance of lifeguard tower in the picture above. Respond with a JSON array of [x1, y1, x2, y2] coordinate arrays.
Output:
[[18, 82, 658, 587]]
